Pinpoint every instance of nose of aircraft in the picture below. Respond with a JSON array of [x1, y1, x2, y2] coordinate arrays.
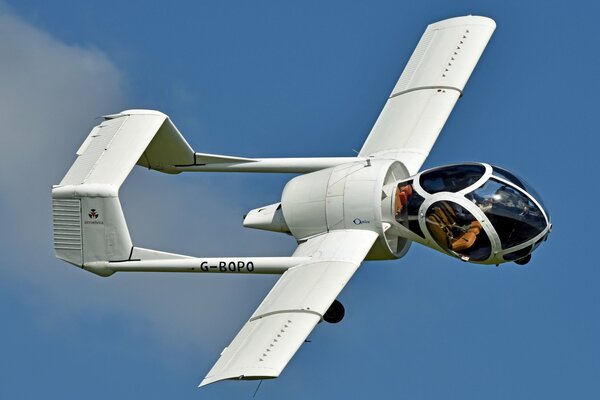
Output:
[[467, 172, 550, 265], [391, 163, 550, 265]]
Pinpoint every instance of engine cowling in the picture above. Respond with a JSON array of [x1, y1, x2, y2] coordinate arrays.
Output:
[[279, 159, 412, 260]]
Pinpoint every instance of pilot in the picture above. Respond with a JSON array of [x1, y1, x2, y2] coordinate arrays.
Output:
[[395, 184, 413, 216], [427, 201, 482, 253], [451, 220, 482, 251]]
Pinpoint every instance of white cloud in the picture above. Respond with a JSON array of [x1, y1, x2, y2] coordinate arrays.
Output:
[[0, 4, 127, 267], [0, 4, 294, 361], [0, 7, 126, 185]]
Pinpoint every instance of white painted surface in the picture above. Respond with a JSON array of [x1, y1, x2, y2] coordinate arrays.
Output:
[[199, 230, 378, 386], [359, 16, 495, 174]]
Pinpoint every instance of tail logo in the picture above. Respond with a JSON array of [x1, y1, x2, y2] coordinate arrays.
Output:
[[85, 209, 103, 225]]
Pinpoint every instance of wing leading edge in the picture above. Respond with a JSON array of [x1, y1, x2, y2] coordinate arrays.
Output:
[[359, 16, 496, 175], [199, 230, 379, 386]]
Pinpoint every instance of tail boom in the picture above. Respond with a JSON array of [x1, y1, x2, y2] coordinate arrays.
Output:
[[52, 109, 321, 276]]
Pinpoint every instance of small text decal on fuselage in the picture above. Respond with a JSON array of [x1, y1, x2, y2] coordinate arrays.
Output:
[[200, 261, 254, 272]]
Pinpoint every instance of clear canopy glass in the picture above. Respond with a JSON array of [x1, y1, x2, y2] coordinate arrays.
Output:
[[419, 164, 485, 194], [465, 178, 546, 249], [492, 166, 547, 213]]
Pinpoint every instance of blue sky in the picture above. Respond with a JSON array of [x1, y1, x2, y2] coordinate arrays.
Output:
[[1, 1, 598, 398]]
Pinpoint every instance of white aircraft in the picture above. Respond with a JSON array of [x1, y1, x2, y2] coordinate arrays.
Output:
[[52, 16, 550, 386]]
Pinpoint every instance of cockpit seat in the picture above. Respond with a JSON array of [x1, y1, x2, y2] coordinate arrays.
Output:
[[426, 201, 483, 253], [426, 205, 456, 248]]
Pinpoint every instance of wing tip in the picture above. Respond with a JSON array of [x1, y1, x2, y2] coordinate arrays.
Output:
[[429, 15, 496, 30], [198, 378, 214, 388], [199, 374, 277, 388]]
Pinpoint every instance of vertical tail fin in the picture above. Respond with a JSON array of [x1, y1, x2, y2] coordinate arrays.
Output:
[[52, 110, 194, 275], [52, 184, 132, 273]]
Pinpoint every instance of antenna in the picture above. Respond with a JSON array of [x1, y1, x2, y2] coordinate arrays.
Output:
[[253, 380, 263, 398]]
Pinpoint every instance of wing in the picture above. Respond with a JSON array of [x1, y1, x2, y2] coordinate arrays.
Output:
[[199, 229, 379, 386], [359, 16, 496, 175]]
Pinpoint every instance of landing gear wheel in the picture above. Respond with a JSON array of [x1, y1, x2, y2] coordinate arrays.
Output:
[[323, 300, 345, 324], [515, 254, 532, 265]]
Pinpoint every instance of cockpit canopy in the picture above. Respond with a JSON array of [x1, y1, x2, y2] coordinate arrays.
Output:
[[419, 163, 485, 194], [393, 163, 550, 265]]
